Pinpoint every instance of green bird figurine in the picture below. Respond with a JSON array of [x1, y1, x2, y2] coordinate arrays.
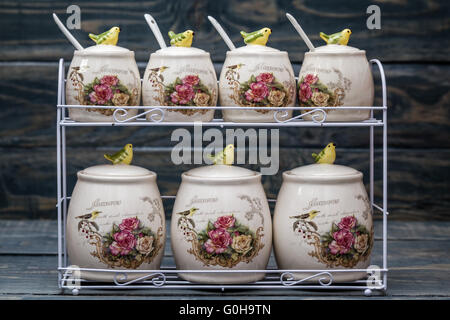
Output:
[[240, 27, 271, 45], [168, 30, 194, 47], [89, 26, 120, 45], [319, 29, 351, 45], [76, 210, 102, 220], [104, 144, 133, 165], [312, 142, 336, 164], [207, 144, 234, 165]]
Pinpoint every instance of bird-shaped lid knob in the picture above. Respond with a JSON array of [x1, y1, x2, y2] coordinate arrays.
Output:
[[168, 30, 195, 47], [319, 29, 352, 46], [89, 26, 121, 46], [240, 27, 272, 46]]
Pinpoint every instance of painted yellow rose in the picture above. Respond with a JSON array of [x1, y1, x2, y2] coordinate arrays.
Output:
[[267, 89, 286, 107], [193, 92, 210, 106], [231, 234, 252, 254], [354, 234, 369, 254], [112, 92, 130, 106], [136, 235, 154, 255], [311, 91, 330, 107]]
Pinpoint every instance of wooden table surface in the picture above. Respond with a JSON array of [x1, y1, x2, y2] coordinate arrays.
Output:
[[0, 219, 449, 300]]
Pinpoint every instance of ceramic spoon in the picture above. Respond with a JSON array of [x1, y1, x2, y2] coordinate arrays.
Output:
[[52, 13, 84, 50], [207, 16, 236, 51], [286, 13, 315, 52], [144, 13, 167, 49]]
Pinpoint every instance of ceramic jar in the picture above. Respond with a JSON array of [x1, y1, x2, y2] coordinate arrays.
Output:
[[66, 45, 141, 122], [67, 164, 166, 282], [171, 165, 272, 284], [273, 164, 373, 282], [142, 46, 218, 122], [219, 44, 296, 122], [298, 45, 374, 122]]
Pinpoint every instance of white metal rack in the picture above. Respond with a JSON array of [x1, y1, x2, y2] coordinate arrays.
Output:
[[56, 58, 388, 296]]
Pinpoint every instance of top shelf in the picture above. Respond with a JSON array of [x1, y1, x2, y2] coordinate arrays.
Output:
[[57, 59, 387, 128]]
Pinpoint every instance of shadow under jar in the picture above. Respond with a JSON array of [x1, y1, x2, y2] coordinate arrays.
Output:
[[142, 46, 218, 122], [66, 45, 141, 122], [219, 44, 296, 123], [66, 164, 166, 282], [298, 45, 374, 122], [171, 165, 272, 284], [273, 164, 373, 283]]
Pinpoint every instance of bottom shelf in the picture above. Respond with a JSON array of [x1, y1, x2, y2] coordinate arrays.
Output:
[[59, 267, 387, 296]]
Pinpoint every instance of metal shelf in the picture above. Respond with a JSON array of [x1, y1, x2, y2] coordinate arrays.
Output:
[[55, 58, 388, 296]]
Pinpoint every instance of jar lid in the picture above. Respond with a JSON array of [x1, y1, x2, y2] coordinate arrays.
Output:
[[151, 46, 209, 57], [79, 164, 155, 178], [227, 44, 287, 56], [285, 164, 362, 182], [184, 165, 258, 179], [306, 44, 365, 55], [74, 44, 135, 57]]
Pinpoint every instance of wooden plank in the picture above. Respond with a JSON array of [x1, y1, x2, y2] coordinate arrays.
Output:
[[1, 146, 449, 220], [1, 220, 449, 255], [0, 0, 449, 62], [0, 62, 449, 149]]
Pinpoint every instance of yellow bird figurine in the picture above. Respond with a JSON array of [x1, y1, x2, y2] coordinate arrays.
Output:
[[76, 210, 101, 220], [312, 142, 336, 164], [104, 144, 133, 165], [319, 29, 351, 45], [168, 30, 194, 47], [240, 28, 271, 46], [207, 144, 234, 165], [89, 26, 120, 45]]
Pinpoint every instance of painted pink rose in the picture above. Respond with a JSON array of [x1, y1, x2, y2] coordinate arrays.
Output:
[[328, 240, 347, 255], [303, 74, 318, 85], [299, 83, 312, 102], [89, 84, 113, 105], [111, 231, 136, 255], [256, 73, 274, 83], [100, 75, 119, 86], [204, 228, 232, 254], [245, 82, 269, 102], [338, 216, 357, 230], [170, 84, 195, 104], [182, 75, 200, 86], [119, 217, 140, 231], [333, 229, 354, 253], [214, 215, 235, 229]]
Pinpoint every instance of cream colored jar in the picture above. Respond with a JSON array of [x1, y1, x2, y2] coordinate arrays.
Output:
[[298, 45, 374, 122], [66, 45, 141, 122], [142, 46, 218, 122], [219, 44, 296, 122], [273, 164, 373, 283], [66, 164, 165, 282], [171, 165, 272, 284]]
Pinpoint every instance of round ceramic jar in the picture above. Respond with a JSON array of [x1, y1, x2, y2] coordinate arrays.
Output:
[[219, 44, 296, 122], [171, 165, 272, 284], [66, 45, 141, 122], [298, 45, 374, 122], [273, 164, 373, 283], [66, 164, 166, 282], [142, 46, 218, 122]]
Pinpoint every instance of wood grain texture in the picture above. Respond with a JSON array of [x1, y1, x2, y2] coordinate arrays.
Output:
[[0, 220, 449, 298], [0, 147, 448, 220], [0, 63, 448, 149], [0, 0, 449, 62]]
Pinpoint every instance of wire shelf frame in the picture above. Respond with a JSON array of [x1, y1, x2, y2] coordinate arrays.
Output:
[[56, 58, 388, 296]]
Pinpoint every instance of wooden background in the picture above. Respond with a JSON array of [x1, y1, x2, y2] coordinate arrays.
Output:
[[0, 0, 449, 220]]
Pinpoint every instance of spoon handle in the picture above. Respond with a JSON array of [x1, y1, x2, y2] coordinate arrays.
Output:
[[144, 13, 167, 49], [286, 13, 315, 52], [207, 16, 236, 51], [52, 13, 84, 50]]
